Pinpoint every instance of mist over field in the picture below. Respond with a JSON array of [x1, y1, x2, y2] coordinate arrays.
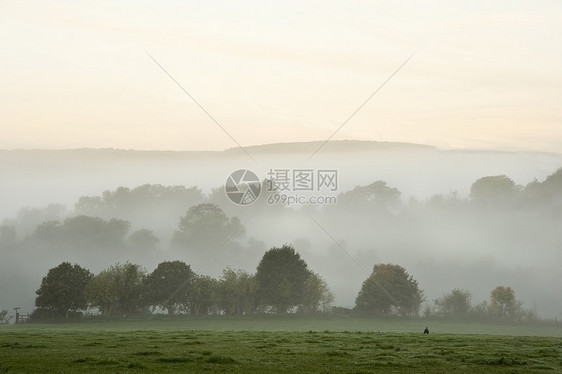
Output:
[[1, 141, 561, 319]]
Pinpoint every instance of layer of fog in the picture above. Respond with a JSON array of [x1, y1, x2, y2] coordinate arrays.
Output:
[[2, 146, 560, 221], [1, 143, 561, 318]]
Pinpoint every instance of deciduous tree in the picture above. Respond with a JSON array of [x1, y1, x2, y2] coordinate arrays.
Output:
[[128, 229, 159, 252], [355, 263, 423, 316], [171, 204, 245, 249], [217, 268, 256, 315], [35, 262, 93, 318], [435, 288, 472, 318], [255, 244, 311, 314], [490, 286, 517, 319], [85, 262, 146, 317], [144, 261, 193, 314], [300, 272, 334, 313], [337, 181, 401, 213], [189, 274, 218, 315], [470, 175, 516, 205]]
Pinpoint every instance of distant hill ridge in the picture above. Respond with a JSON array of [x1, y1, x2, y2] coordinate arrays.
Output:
[[225, 140, 435, 154], [0, 140, 435, 157]]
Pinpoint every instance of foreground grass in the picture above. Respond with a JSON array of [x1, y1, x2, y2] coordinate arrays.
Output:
[[1, 318, 561, 373]]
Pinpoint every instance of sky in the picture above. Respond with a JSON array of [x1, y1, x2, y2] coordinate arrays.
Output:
[[1, 0, 561, 152]]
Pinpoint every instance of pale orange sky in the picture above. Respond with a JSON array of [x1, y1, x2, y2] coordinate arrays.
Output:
[[1, 0, 561, 152]]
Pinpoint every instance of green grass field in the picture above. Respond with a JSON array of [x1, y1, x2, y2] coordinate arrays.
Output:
[[1, 317, 561, 373]]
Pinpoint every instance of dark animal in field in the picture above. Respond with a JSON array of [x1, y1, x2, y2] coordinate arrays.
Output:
[[424, 327, 429, 334]]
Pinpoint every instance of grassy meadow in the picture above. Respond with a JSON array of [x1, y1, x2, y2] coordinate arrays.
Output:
[[1, 317, 561, 373]]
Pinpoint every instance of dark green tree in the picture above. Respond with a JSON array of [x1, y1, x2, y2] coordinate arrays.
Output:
[[85, 262, 146, 317], [470, 175, 517, 205], [75, 184, 205, 220], [522, 167, 562, 209], [189, 274, 218, 315], [217, 268, 256, 315], [128, 229, 159, 252], [171, 203, 245, 249], [32, 216, 130, 250], [35, 262, 93, 318], [63, 216, 130, 248], [144, 261, 193, 314], [337, 180, 401, 213], [435, 288, 472, 318], [85, 268, 118, 317], [32, 221, 61, 243], [255, 244, 311, 314], [355, 263, 423, 316]]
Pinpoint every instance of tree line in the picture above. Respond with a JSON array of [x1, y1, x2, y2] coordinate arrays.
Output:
[[1, 166, 561, 252], [353, 264, 535, 321], [31, 245, 535, 323], [429, 286, 537, 321], [1, 168, 560, 268], [32, 245, 334, 320]]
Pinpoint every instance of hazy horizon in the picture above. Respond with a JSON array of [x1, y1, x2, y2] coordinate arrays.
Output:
[[0, 140, 561, 155]]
